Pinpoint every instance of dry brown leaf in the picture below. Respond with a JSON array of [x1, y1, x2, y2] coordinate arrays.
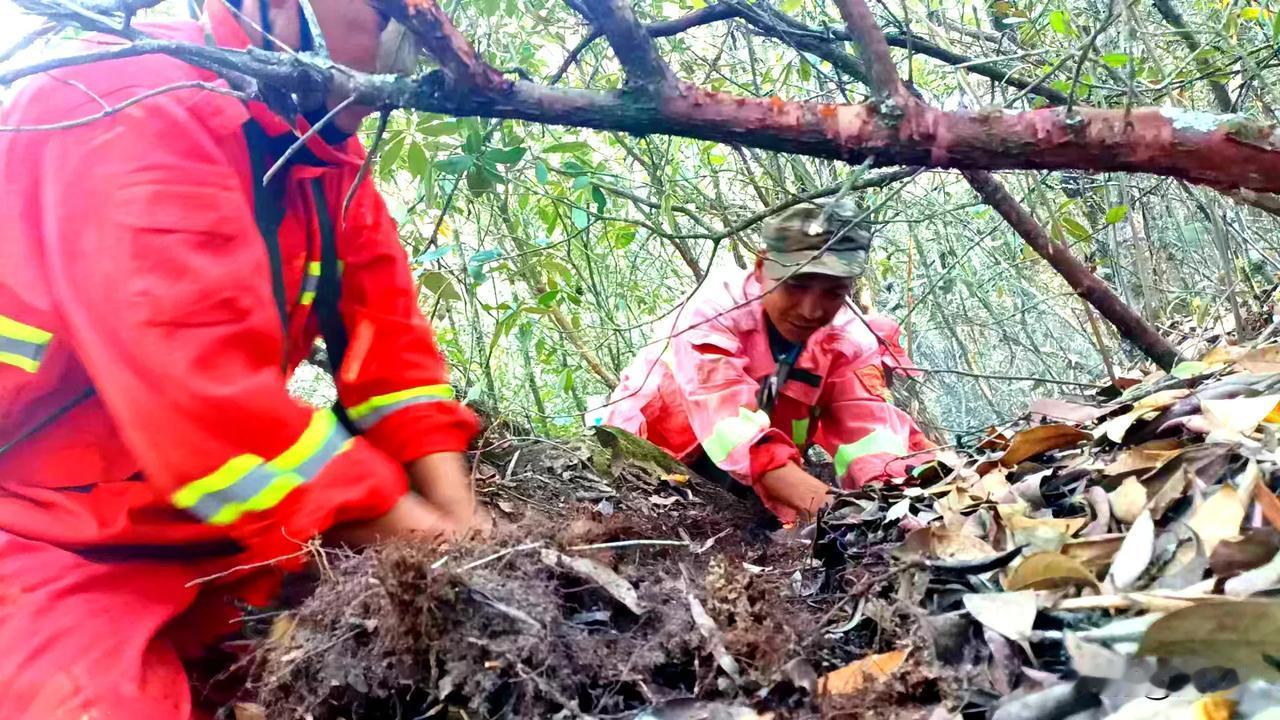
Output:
[[1065, 633, 1128, 679], [897, 526, 998, 562], [816, 649, 909, 696], [1108, 510, 1155, 591], [1201, 345, 1248, 365], [1062, 535, 1125, 573], [1027, 398, 1110, 425], [1098, 390, 1191, 443], [962, 591, 1037, 642], [1201, 394, 1280, 437], [1005, 551, 1101, 591], [1137, 600, 1280, 679], [1102, 441, 1183, 476], [1001, 424, 1092, 467], [540, 549, 645, 615], [998, 506, 1086, 553], [1108, 477, 1148, 525], [1209, 529, 1280, 577], [1223, 547, 1280, 597], [1235, 345, 1280, 374], [1185, 486, 1245, 556], [1254, 483, 1280, 532]]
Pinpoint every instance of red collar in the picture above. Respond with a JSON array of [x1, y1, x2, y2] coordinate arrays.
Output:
[[204, 0, 363, 169]]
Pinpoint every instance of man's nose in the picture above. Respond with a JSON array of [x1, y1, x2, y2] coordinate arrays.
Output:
[[797, 291, 823, 320]]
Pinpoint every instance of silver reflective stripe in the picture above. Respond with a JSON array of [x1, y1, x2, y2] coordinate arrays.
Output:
[[353, 394, 451, 431], [291, 425, 351, 479], [0, 335, 46, 364], [186, 464, 280, 523]]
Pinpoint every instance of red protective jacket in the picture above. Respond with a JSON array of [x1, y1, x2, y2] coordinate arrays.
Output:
[[603, 269, 933, 518], [0, 4, 476, 577]]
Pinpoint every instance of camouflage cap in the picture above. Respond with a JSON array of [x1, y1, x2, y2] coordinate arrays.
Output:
[[760, 199, 873, 281]]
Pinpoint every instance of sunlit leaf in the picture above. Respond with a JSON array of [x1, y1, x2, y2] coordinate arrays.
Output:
[[1104, 205, 1130, 224], [435, 155, 474, 174], [543, 141, 593, 154], [571, 207, 589, 229], [1100, 52, 1130, 68], [1049, 9, 1071, 35]]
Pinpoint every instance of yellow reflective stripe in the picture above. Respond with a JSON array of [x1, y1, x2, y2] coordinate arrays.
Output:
[[833, 427, 908, 478], [347, 384, 456, 430], [171, 410, 351, 526], [0, 350, 40, 373], [307, 260, 322, 275], [0, 314, 52, 345], [0, 315, 52, 373], [701, 407, 770, 466], [298, 290, 316, 306], [791, 418, 811, 447], [271, 409, 336, 471]]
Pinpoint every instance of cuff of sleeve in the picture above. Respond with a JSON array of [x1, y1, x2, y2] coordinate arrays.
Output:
[[360, 401, 480, 464], [748, 434, 802, 485], [230, 438, 407, 562]]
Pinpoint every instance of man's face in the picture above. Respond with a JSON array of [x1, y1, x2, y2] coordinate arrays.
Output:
[[761, 271, 854, 343], [309, 0, 390, 72]]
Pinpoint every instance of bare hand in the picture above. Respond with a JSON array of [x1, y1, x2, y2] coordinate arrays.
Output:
[[756, 463, 833, 522], [408, 452, 492, 538], [326, 492, 456, 547]]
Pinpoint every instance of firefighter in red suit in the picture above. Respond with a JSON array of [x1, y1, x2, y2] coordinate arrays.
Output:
[[603, 202, 936, 524], [0, 0, 483, 716]]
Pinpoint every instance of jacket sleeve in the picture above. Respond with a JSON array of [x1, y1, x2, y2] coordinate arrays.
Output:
[[38, 106, 407, 560], [663, 321, 799, 491], [815, 350, 935, 490], [328, 171, 478, 464]]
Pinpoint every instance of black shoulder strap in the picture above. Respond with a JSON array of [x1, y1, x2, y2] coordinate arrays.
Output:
[[310, 180, 358, 435], [242, 121, 290, 350]]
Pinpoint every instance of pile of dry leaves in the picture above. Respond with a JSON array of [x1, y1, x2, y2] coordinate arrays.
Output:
[[811, 343, 1280, 719], [238, 346, 1280, 719]]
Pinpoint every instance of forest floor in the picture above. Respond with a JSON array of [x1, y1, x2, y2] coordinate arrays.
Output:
[[230, 347, 1280, 720]]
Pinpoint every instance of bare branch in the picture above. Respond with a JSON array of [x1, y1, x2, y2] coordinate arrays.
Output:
[[578, 0, 675, 90], [1151, 0, 1234, 113], [963, 170, 1180, 370], [0, 80, 248, 132]]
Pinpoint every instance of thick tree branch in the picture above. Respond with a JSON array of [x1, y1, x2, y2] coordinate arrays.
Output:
[[831, 0, 909, 104], [578, 0, 675, 90], [965, 171, 1180, 369], [381, 0, 506, 90]]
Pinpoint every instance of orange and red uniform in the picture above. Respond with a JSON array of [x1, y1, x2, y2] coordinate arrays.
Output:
[[0, 4, 476, 717]]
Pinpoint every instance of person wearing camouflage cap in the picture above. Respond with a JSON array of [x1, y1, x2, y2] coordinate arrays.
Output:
[[599, 199, 936, 527]]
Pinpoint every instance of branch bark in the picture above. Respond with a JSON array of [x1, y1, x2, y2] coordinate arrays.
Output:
[[10, 0, 1279, 192], [579, 0, 674, 90]]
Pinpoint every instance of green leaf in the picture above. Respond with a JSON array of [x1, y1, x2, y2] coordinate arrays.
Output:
[[781, 0, 802, 13], [1049, 9, 1071, 35], [1105, 205, 1130, 224], [1241, 6, 1261, 21], [435, 155, 474, 174], [543, 141, 593, 154], [537, 289, 561, 307], [1060, 217, 1091, 241], [1101, 52, 1129, 68], [1171, 361, 1209, 379], [417, 244, 453, 263], [572, 175, 592, 190], [405, 142, 428, 177], [485, 146, 527, 165], [420, 270, 461, 302], [418, 121, 458, 137], [798, 56, 812, 82], [591, 186, 607, 213], [535, 160, 549, 184], [571, 207, 589, 229]]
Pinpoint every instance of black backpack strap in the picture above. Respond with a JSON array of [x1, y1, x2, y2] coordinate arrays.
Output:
[[242, 120, 290, 359], [309, 180, 358, 435]]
